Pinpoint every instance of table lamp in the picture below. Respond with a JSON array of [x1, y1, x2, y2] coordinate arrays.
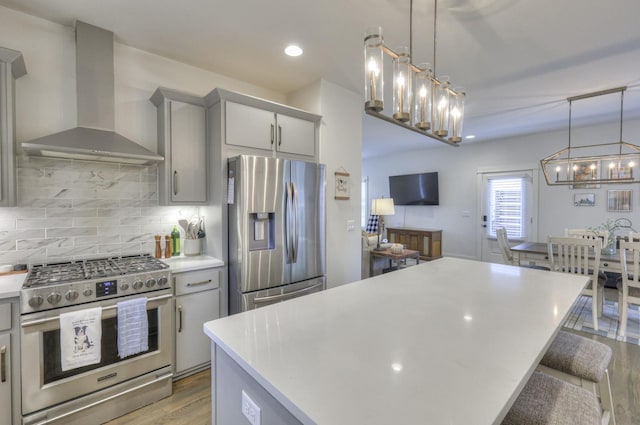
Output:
[[371, 198, 395, 251]]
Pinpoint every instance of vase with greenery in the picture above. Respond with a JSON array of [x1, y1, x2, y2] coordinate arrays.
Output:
[[588, 218, 619, 255]]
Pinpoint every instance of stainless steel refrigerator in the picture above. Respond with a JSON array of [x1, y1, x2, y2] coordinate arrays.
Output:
[[228, 155, 326, 314]]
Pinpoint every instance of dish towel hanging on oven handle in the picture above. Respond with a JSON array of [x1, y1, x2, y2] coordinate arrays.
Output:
[[117, 297, 149, 359], [60, 307, 102, 371]]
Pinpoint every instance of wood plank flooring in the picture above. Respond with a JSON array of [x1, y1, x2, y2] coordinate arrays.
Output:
[[108, 337, 640, 425], [104, 369, 211, 425]]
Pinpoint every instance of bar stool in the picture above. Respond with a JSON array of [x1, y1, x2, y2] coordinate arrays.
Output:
[[537, 330, 615, 425], [502, 370, 601, 425]]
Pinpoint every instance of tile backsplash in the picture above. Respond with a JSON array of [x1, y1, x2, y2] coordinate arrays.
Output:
[[0, 156, 199, 265]]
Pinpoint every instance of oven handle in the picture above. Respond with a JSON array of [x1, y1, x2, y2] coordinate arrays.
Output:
[[21, 293, 173, 328], [26, 370, 173, 425]]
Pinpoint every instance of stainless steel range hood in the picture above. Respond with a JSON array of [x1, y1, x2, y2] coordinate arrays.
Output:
[[22, 21, 163, 165]]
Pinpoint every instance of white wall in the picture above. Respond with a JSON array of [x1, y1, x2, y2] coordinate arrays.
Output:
[[363, 119, 640, 260], [289, 80, 363, 287]]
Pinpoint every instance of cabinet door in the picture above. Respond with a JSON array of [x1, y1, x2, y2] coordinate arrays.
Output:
[[175, 290, 220, 374], [225, 101, 274, 151], [275, 114, 315, 157], [170, 100, 206, 203], [0, 333, 10, 425]]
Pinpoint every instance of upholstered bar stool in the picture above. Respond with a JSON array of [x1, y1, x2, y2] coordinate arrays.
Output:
[[502, 371, 601, 425], [537, 330, 615, 425]]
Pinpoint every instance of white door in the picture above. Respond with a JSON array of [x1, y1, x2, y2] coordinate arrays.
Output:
[[479, 169, 538, 263]]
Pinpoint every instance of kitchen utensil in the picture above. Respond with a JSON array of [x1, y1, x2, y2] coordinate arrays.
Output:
[[178, 219, 189, 234]]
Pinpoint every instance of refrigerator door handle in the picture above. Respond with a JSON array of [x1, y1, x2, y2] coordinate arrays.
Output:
[[292, 182, 299, 263], [253, 282, 324, 304], [285, 182, 294, 263]]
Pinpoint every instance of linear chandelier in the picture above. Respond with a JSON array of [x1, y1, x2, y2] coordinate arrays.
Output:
[[541, 86, 640, 186], [364, 0, 464, 147]]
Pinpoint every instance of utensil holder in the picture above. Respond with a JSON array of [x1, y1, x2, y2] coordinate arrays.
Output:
[[184, 239, 202, 256]]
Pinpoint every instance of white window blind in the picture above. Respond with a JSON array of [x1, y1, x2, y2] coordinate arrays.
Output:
[[488, 177, 528, 239]]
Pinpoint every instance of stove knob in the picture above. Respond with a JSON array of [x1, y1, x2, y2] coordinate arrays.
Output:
[[120, 283, 130, 291], [83, 288, 93, 297], [28, 296, 44, 308], [47, 292, 62, 304], [132, 280, 144, 290], [65, 290, 79, 301], [145, 278, 157, 288], [157, 276, 168, 286]]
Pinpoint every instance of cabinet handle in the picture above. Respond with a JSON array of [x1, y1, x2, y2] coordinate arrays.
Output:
[[278, 125, 282, 146], [1, 345, 6, 383], [270, 124, 274, 145], [187, 280, 212, 287], [177, 305, 183, 333], [173, 170, 178, 196]]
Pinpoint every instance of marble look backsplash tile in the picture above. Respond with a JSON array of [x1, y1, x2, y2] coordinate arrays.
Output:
[[0, 156, 200, 265]]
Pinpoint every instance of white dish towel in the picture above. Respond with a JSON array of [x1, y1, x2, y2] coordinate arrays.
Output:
[[117, 298, 149, 359], [60, 307, 102, 371]]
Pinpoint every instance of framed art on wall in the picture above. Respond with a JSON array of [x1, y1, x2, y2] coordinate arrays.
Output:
[[570, 161, 600, 189], [573, 193, 595, 206], [334, 169, 350, 200], [607, 189, 632, 212]]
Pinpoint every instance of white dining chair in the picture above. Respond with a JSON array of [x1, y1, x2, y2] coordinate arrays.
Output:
[[548, 236, 604, 331], [617, 240, 640, 338], [496, 227, 518, 265], [565, 228, 609, 244]]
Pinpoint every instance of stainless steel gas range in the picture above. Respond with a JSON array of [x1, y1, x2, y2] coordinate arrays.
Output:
[[20, 254, 173, 425]]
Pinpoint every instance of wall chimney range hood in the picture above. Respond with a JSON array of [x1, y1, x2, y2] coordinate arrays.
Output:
[[22, 21, 163, 165]]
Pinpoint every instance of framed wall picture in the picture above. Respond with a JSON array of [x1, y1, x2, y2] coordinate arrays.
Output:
[[334, 170, 350, 200], [607, 189, 632, 212], [573, 193, 595, 206], [570, 161, 600, 189]]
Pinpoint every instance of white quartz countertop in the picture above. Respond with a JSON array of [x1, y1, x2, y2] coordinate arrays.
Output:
[[204, 257, 587, 425], [163, 255, 224, 273], [0, 272, 27, 299]]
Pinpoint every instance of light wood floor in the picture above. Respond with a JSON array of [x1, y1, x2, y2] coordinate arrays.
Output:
[[104, 369, 211, 425], [108, 337, 640, 425]]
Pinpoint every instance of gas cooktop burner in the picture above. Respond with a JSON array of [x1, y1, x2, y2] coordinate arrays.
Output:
[[23, 254, 169, 288]]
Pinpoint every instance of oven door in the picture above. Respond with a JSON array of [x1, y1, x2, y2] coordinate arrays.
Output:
[[20, 290, 173, 415]]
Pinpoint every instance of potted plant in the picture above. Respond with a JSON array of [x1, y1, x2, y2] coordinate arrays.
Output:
[[588, 218, 620, 255]]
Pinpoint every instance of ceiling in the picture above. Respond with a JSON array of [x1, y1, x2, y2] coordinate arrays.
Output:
[[2, 0, 640, 159]]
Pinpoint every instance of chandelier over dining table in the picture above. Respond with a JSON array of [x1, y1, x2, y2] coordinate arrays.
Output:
[[364, 0, 464, 146]]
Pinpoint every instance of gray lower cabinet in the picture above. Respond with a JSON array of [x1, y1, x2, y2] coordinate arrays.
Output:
[[174, 268, 221, 378], [0, 48, 26, 207], [151, 87, 207, 205], [0, 299, 19, 425]]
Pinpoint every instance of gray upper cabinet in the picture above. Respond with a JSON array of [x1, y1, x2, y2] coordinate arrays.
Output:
[[0, 48, 26, 207], [151, 87, 207, 204], [207, 88, 320, 161]]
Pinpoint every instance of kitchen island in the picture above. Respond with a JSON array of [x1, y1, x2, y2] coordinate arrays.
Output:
[[203, 257, 587, 425]]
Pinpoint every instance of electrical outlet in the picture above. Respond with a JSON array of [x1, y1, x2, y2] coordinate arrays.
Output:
[[241, 390, 261, 425], [347, 220, 355, 231]]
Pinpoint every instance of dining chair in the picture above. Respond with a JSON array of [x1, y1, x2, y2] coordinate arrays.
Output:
[[565, 228, 610, 242], [496, 227, 518, 265], [548, 236, 604, 331], [502, 370, 601, 425], [617, 240, 640, 338], [538, 330, 615, 425]]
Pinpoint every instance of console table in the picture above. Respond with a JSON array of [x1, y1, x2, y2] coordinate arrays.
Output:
[[370, 248, 420, 276], [386, 227, 442, 261]]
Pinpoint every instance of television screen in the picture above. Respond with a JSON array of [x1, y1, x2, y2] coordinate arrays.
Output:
[[389, 172, 439, 205]]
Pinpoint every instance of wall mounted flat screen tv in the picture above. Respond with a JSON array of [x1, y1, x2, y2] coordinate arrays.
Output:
[[389, 172, 439, 205]]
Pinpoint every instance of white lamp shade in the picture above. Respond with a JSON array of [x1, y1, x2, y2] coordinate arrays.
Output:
[[371, 198, 395, 215]]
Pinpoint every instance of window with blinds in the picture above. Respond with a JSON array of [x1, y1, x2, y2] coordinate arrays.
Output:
[[487, 177, 527, 239]]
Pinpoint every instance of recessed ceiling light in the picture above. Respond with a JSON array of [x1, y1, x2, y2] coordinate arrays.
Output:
[[285, 45, 303, 57], [465, 135, 476, 139]]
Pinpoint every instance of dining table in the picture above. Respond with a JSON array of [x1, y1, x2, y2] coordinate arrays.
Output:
[[204, 257, 588, 425], [511, 241, 625, 274]]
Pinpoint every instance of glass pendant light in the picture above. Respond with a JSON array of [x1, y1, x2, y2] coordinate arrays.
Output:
[[364, 27, 384, 112], [448, 89, 465, 142], [392, 46, 411, 122], [433, 76, 450, 137], [413, 63, 432, 130]]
